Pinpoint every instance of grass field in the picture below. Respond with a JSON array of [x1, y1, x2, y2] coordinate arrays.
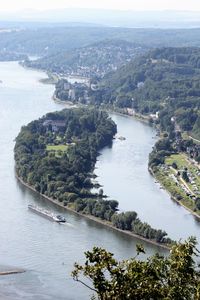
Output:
[[155, 167, 195, 210], [154, 153, 200, 215], [166, 153, 188, 169], [46, 144, 69, 157], [47, 144, 69, 152], [166, 154, 200, 190]]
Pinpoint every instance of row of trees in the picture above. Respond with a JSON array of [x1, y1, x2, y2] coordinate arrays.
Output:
[[73, 197, 171, 244], [112, 211, 169, 243]]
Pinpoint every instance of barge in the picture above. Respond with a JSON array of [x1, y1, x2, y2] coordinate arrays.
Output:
[[28, 204, 66, 223]]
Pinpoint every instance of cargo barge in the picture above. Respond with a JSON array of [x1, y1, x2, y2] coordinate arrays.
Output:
[[28, 204, 66, 223]]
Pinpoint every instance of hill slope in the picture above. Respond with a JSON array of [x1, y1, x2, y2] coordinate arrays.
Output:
[[95, 47, 200, 138]]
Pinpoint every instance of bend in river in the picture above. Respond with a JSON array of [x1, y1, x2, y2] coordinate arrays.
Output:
[[0, 61, 199, 299], [95, 113, 200, 243]]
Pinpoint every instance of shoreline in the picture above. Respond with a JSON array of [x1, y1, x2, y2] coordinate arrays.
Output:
[[52, 93, 77, 107], [24, 63, 154, 128], [16, 174, 170, 250], [23, 63, 200, 234], [52, 95, 153, 129], [149, 167, 200, 222], [40, 77, 200, 231], [0, 269, 25, 276]]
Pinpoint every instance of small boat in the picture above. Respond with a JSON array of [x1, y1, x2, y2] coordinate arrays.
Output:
[[118, 136, 126, 141], [28, 204, 66, 223]]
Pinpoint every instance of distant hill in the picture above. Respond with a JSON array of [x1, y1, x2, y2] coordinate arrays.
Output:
[[1, 27, 200, 56], [1, 9, 200, 28]]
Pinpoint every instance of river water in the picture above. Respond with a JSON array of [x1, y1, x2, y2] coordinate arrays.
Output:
[[95, 114, 200, 242], [0, 62, 199, 299]]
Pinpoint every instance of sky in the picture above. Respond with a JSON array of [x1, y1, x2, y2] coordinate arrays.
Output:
[[1, 0, 200, 12]]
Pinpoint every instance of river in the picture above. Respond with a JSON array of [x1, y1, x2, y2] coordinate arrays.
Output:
[[95, 113, 200, 242], [0, 61, 199, 299]]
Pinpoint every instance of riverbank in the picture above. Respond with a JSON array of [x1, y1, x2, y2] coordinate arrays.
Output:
[[0, 266, 25, 276], [53, 91, 196, 231], [2, 60, 179, 299], [23, 63, 200, 226], [52, 92, 77, 107], [50, 84, 200, 227], [21, 62, 200, 236], [16, 174, 170, 250], [39, 73, 58, 85], [149, 166, 200, 222], [52, 93, 153, 128], [0, 269, 25, 276]]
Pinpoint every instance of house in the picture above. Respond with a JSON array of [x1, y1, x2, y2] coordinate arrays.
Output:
[[68, 89, 76, 101], [186, 145, 200, 159], [43, 120, 66, 132]]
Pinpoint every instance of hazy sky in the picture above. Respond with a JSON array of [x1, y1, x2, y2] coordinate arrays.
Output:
[[1, 0, 200, 12]]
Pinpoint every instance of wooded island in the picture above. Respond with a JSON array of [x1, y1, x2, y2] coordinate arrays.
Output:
[[14, 107, 172, 245]]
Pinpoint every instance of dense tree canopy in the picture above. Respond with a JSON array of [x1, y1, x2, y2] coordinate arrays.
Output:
[[93, 47, 200, 140], [72, 237, 200, 300], [15, 108, 117, 200], [14, 107, 171, 244]]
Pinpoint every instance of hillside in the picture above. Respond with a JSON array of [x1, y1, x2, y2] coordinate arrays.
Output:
[[95, 47, 200, 139], [2, 27, 200, 56], [24, 40, 145, 78]]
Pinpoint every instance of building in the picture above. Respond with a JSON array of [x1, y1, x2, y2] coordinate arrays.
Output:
[[43, 120, 66, 132]]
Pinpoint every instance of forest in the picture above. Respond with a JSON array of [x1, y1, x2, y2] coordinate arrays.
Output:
[[15, 108, 117, 199], [14, 107, 171, 244], [93, 47, 200, 141]]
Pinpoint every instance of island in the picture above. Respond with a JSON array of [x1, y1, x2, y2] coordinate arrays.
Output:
[[22, 44, 200, 220], [14, 107, 172, 247]]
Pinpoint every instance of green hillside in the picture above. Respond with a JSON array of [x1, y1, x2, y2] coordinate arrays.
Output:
[[94, 47, 200, 139]]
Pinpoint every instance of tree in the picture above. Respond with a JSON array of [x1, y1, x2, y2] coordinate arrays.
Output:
[[72, 237, 200, 300], [195, 198, 200, 210], [172, 162, 178, 169], [182, 170, 190, 183]]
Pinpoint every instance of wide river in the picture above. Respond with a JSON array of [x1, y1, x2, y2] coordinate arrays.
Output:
[[0, 62, 200, 300]]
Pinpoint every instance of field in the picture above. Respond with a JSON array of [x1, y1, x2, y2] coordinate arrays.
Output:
[[46, 144, 69, 157], [46, 145, 68, 152], [155, 153, 200, 215], [166, 154, 200, 191]]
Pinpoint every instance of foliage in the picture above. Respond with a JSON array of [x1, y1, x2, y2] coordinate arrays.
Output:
[[23, 40, 144, 79], [192, 117, 200, 140], [182, 170, 190, 183], [92, 47, 200, 140], [196, 198, 200, 210], [14, 107, 171, 244], [14, 107, 117, 200], [72, 237, 200, 300]]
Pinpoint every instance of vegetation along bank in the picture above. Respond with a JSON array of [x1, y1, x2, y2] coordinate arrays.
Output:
[[48, 47, 200, 219], [14, 107, 172, 246]]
